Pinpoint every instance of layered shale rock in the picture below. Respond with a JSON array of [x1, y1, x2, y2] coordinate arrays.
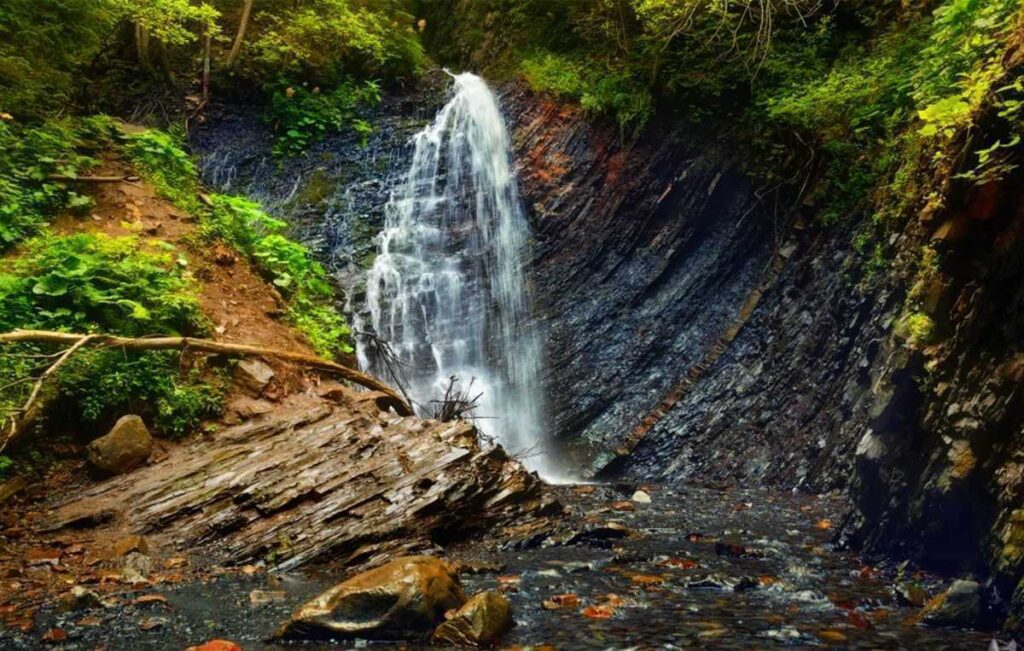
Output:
[[47, 392, 554, 570]]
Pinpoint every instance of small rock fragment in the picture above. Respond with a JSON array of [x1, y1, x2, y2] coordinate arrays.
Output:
[[58, 586, 103, 612], [432, 591, 513, 647], [249, 590, 286, 607], [234, 359, 275, 396], [41, 628, 68, 644], [139, 616, 168, 631], [87, 415, 153, 474], [921, 580, 982, 628], [631, 490, 651, 504], [112, 535, 149, 557]]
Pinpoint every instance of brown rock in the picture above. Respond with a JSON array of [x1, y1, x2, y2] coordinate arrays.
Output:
[[87, 415, 153, 474], [112, 535, 149, 557], [234, 359, 275, 396], [274, 556, 466, 641], [433, 591, 513, 647]]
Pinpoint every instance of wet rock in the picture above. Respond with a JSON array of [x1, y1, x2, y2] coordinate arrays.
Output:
[[87, 415, 153, 474], [122, 551, 153, 584], [566, 522, 630, 548], [58, 586, 103, 612], [457, 561, 506, 575], [895, 581, 928, 607], [249, 590, 286, 607], [432, 591, 513, 647], [0, 476, 27, 504], [273, 556, 466, 641], [921, 580, 982, 628], [112, 535, 149, 557], [234, 358, 275, 396], [686, 574, 758, 592]]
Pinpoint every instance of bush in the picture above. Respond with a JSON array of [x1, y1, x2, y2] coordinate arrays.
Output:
[[124, 129, 202, 213], [0, 232, 203, 335], [0, 116, 115, 249], [265, 79, 382, 158], [521, 51, 653, 131], [0, 231, 221, 440]]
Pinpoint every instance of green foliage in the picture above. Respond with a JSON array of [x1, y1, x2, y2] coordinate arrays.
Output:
[[0, 116, 116, 249], [0, 232, 203, 336], [58, 348, 225, 439], [521, 52, 653, 131], [266, 79, 382, 158], [897, 311, 936, 347], [0, 232, 219, 440], [246, 0, 424, 85], [0, 455, 11, 478], [202, 194, 353, 357], [124, 129, 202, 212], [0, 0, 118, 118]]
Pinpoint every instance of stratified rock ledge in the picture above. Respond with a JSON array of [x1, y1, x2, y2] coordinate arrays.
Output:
[[46, 393, 556, 570]]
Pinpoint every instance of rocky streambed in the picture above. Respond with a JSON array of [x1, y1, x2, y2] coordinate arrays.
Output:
[[1, 481, 1006, 648]]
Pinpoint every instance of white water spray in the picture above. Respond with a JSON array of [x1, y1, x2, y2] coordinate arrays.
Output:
[[361, 72, 560, 478]]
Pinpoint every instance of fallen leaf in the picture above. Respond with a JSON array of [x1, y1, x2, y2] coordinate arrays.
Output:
[[133, 594, 168, 607], [139, 616, 168, 631], [599, 593, 625, 607], [630, 574, 664, 585], [41, 628, 68, 644], [542, 593, 580, 609], [78, 616, 102, 627], [815, 519, 833, 530], [187, 641, 242, 651], [819, 630, 846, 642], [581, 605, 615, 619], [661, 558, 699, 569], [847, 610, 872, 630], [611, 501, 635, 512]]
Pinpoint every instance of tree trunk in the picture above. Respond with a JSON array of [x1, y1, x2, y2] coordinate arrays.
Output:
[[135, 24, 151, 66], [226, 0, 254, 67]]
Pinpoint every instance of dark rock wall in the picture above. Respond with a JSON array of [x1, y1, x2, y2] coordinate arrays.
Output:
[[192, 78, 1024, 616]]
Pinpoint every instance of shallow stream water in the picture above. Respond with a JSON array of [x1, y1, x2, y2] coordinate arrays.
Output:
[[4, 483, 1001, 649]]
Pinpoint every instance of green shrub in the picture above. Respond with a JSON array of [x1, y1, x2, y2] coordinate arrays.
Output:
[[57, 348, 226, 439], [0, 231, 221, 440], [266, 79, 382, 158], [0, 116, 115, 249], [521, 52, 653, 131], [124, 129, 202, 213], [0, 233, 203, 336]]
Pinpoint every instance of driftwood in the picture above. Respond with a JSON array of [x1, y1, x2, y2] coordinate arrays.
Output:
[[0, 329, 413, 453], [45, 402, 553, 570]]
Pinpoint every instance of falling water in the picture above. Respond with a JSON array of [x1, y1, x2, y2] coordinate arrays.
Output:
[[361, 72, 558, 478]]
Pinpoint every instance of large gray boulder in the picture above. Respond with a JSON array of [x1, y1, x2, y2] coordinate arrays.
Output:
[[87, 415, 153, 474], [922, 580, 982, 628], [273, 556, 466, 641]]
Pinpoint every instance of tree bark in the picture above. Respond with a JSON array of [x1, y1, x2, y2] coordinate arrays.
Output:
[[226, 0, 254, 68]]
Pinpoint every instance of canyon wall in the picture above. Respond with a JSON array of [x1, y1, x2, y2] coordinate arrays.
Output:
[[192, 76, 1024, 619]]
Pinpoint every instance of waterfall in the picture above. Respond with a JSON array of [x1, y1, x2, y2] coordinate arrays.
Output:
[[361, 72, 558, 478]]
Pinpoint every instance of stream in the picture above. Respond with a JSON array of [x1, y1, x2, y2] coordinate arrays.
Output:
[[6, 483, 996, 649]]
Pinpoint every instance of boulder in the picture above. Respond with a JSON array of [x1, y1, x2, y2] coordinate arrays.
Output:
[[273, 556, 466, 641], [432, 591, 513, 647], [921, 580, 982, 628], [58, 586, 103, 612], [87, 415, 153, 474], [234, 359, 275, 396]]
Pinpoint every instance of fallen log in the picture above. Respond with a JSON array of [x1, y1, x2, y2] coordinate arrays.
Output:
[[0, 329, 413, 453]]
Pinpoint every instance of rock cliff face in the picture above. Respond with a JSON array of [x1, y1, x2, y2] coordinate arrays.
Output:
[[504, 82, 1024, 614]]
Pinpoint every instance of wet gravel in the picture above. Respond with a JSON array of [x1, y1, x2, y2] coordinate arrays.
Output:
[[0, 483, 1004, 649]]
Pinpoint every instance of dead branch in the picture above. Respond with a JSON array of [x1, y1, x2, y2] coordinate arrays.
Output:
[[46, 174, 141, 183], [0, 329, 413, 453], [430, 376, 482, 423]]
